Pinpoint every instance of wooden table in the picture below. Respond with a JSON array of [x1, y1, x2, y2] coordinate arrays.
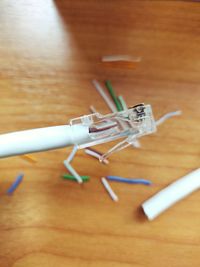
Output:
[[0, 1, 199, 266]]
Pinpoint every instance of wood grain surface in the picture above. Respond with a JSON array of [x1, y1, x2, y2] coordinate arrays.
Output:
[[0, 1, 200, 266]]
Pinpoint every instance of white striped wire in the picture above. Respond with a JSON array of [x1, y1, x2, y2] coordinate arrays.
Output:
[[92, 80, 117, 113], [84, 148, 109, 164], [63, 160, 83, 184], [66, 145, 78, 163], [156, 110, 182, 126], [101, 177, 119, 202]]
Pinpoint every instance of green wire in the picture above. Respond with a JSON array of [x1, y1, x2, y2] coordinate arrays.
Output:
[[105, 80, 123, 111], [62, 174, 90, 182]]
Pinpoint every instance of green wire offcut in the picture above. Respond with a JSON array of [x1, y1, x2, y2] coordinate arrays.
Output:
[[62, 174, 90, 182], [105, 80, 123, 111]]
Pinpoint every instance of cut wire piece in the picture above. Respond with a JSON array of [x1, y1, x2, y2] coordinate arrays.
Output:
[[63, 160, 83, 184], [156, 110, 182, 126], [102, 55, 141, 63], [102, 55, 141, 69], [101, 177, 119, 202], [20, 154, 37, 163], [106, 176, 152, 185], [66, 145, 78, 163], [84, 147, 109, 164], [62, 174, 90, 182], [7, 173, 24, 195], [71, 103, 156, 159]]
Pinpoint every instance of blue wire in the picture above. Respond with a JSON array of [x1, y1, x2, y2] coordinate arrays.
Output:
[[106, 176, 152, 185], [7, 173, 24, 195]]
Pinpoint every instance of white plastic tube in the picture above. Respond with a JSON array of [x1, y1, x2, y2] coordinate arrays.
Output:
[[142, 168, 200, 220], [0, 125, 91, 158]]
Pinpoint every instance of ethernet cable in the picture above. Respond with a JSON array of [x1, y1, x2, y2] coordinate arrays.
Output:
[[0, 103, 156, 160]]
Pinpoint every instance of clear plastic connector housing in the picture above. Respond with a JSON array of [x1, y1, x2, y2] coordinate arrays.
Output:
[[70, 104, 156, 160]]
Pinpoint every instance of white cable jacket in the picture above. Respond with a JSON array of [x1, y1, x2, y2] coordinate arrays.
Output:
[[142, 168, 200, 220], [0, 125, 90, 158]]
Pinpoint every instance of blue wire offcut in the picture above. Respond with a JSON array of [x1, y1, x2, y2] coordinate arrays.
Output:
[[7, 173, 24, 195], [106, 176, 152, 185]]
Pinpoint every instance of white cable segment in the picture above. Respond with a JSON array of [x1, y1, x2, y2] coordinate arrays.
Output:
[[142, 168, 200, 220], [0, 125, 91, 158]]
